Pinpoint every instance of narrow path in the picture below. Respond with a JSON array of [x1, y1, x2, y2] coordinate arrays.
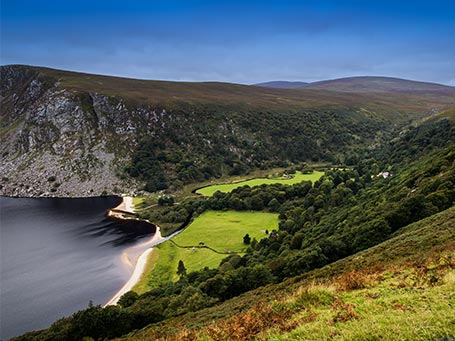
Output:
[[134, 203, 158, 211], [169, 239, 237, 255]]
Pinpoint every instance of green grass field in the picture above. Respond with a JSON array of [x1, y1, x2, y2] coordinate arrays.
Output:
[[196, 171, 324, 196], [136, 210, 278, 292]]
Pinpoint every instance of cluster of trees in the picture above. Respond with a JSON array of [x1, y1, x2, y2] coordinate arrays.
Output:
[[126, 139, 168, 192], [139, 168, 358, 229], [158, 195, 174, 206]]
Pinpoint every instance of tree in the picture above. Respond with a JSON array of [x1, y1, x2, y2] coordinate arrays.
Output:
[[290, 232, 305, 250], [118, 291, 138, 308], [267, 198, 280, 212], [158, 196, 174, 206], [386, 194, 438, 231], [243, 233, 251, 245], [177, 260, 187, 278]]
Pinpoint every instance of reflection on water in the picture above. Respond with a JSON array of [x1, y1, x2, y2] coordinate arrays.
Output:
[[0, 196, 155, 340]]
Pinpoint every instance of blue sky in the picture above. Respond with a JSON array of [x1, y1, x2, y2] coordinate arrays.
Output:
[[2, 0, 454, 85]]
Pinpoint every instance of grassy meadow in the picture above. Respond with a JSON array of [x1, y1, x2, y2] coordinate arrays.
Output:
[[196, 171, 324, 196], [132, 196, 146, 208], [135, 210, 278, 292]]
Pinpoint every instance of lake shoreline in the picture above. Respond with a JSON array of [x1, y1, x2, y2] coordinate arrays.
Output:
[[104, 196, 167, 306]]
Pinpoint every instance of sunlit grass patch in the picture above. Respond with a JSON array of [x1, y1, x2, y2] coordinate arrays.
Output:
[[132, 196, 146, 209], [138, 210, 278, 291], [196, 171, 324, 196]]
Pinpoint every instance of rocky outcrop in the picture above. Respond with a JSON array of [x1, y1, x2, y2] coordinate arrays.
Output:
[[0, 66, 149, 197]]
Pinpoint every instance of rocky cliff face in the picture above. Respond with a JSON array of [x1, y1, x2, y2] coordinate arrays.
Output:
[[0, 66, 150, 197]]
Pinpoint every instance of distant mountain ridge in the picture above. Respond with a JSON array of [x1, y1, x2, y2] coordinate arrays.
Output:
[[254, 76, 454, 94], [253, 81, 309, 88], [304, 76, 454, 94]]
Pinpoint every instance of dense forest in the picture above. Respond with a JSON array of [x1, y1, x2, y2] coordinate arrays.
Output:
[[13, 113, 455, 340], [125, 107, 385, 191]]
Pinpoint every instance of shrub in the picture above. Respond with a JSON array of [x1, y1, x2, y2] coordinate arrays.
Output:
[[336, 270, 368, 292], [331, 299, 359, 323]]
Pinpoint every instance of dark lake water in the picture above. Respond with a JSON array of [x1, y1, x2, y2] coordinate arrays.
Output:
[[0, 196, 155, 340]]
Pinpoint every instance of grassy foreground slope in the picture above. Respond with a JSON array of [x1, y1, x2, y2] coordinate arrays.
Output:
[[136, 211, 278, 292], [196, 171, 324, 196], [119, 206, 455, 341]]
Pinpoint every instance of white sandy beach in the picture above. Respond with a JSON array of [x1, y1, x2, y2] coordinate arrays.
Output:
[[123, 196, 134, 213], [104, 196, 167, 306], [104, 226, 167, 306], [104, 248, 154, 306], [107, 195, 134, 217]]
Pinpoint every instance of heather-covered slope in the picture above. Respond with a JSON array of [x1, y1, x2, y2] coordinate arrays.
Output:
[[255, 76, 455, 95], [304, 76, 455, 94]]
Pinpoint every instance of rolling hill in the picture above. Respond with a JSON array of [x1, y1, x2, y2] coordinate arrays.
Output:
[[304, 76, 455, 94], [1, 65, 454, 198], [255, 76, 455, 94]]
